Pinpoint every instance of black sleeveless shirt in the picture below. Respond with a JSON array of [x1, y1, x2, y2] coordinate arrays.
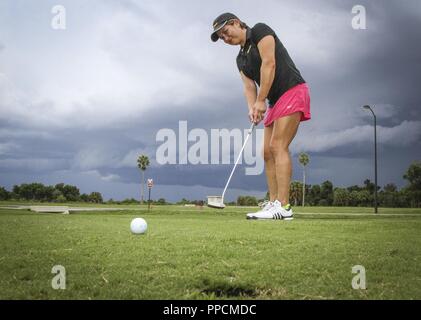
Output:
[[236, 23, 305, 107]]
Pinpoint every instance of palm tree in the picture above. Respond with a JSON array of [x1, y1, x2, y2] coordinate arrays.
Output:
[[298, 153, 310, 207], [290, 181, 302, 206], [137, 155, 150, 204]]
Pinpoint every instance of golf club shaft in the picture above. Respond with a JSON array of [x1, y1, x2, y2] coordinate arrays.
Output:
[[221, 122, 256, 199]]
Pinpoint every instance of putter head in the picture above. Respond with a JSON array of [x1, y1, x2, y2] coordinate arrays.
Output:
[[207, 196, 225, 209]]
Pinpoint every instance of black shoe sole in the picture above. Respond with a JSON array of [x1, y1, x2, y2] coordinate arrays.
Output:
[[246, 216, 258, 220], [246, 215, 294, 220]]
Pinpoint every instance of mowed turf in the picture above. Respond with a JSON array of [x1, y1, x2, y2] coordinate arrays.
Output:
[[1, 204, 421, 300]]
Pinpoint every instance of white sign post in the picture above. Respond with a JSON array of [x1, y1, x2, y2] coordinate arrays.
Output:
[[147, 179, 153, 211]]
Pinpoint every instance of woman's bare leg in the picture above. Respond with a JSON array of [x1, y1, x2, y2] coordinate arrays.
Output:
[[269, 112, 301, 205], [263, 124, 277, 202]]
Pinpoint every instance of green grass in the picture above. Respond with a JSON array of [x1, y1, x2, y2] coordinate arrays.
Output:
[[1, 204, 421, 300]]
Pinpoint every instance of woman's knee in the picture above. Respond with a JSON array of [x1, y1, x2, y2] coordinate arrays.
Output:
[[262, 146, 273, 162], [269, 140, 288, 156]]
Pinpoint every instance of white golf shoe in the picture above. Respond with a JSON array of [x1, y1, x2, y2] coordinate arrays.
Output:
[[279, 203, 294, 220], [246, 201, 274, 219], [246, 200, 294, 220]]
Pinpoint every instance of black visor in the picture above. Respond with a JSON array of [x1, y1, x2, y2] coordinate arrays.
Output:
[[211, 12, 239, 42]]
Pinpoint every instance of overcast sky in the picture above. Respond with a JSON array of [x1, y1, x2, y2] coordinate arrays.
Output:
[[1, 0, 420, 202]]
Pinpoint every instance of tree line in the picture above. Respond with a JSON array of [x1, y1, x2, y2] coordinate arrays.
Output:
[[1, 162, 419, 207], [237, 161, 420, 208], [288, 179, 420, 208], [0, 183, 103, 203], [0, 183, 169, 205]]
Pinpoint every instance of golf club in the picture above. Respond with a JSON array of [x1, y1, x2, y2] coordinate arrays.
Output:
[[207, 122, 256, 209]]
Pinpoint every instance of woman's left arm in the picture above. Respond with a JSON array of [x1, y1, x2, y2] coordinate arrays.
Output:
[[256, 35, 276, 102]]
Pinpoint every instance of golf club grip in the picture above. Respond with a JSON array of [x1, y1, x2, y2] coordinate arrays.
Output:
[[221, 123, 256, 199]]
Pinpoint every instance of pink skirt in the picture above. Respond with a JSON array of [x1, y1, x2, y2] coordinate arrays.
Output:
[[264, 83, 311, 127]]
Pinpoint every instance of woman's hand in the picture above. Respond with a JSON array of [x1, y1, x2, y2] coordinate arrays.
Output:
[[251, 100, 267, 124], [248, 108, 254, 123]]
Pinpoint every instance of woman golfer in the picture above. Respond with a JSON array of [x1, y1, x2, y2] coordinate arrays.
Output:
[[211, 13, 311, 220]]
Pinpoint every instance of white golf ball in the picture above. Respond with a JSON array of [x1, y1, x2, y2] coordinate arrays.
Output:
[[130, 218, 147, 234]]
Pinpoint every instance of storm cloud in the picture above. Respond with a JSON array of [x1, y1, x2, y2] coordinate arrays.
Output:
[[1, 0, 420, 201]]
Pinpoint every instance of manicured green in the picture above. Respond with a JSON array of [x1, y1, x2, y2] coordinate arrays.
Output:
[[1, 204, 420, 299]]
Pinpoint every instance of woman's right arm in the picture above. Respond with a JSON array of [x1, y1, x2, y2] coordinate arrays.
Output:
[[240, 71, 257, 122]]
